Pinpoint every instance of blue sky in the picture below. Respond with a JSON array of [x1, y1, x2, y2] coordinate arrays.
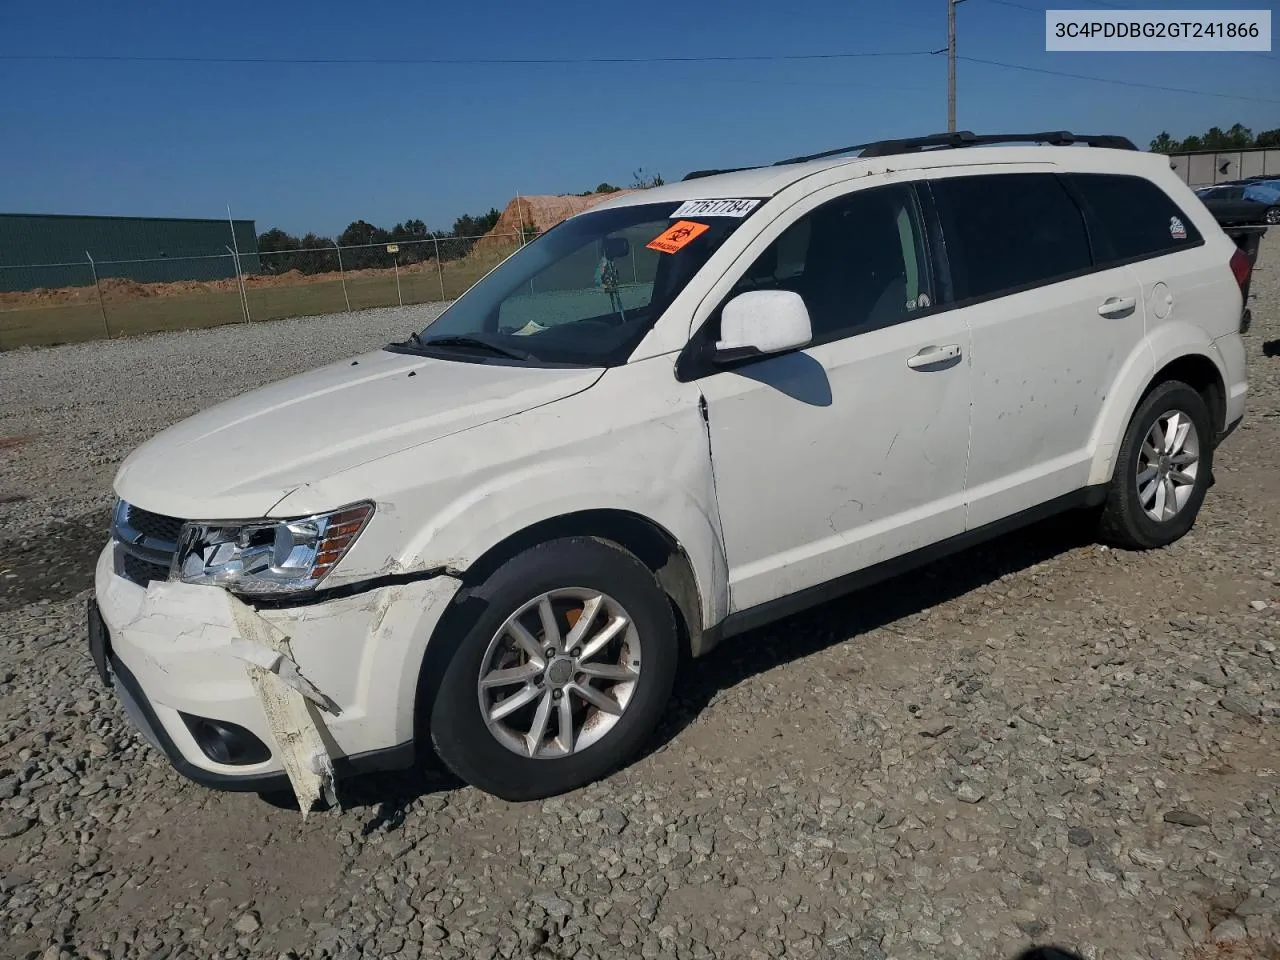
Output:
[[1, 0, 1276, 236]]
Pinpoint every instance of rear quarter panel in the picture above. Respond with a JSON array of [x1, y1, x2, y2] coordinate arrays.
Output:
[[1054, 153, 1244, 483], [1146, 164, 1244, 341]]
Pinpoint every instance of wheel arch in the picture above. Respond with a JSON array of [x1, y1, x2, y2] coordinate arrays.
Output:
[[1087, 330, 1228, 486], [1146, 353, 1226, 439], [460, 508, 705, 655], [411, 509, 707, 747]]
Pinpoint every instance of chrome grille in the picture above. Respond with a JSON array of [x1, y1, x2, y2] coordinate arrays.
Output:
[[112, 500, 184, 587], [120, 551, 172, 586], [123, 504, 184, 543]]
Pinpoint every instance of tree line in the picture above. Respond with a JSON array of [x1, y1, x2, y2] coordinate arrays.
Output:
[[256, 209, 504, 274], [575, 169, 665, 196], [255, 168, 665, 275], [1149, 124, 1280, 154]]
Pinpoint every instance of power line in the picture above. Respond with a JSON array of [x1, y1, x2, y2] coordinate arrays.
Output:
[[983, 0, 1045, 12], [0, 50, 937, 66], [986, 0, 1154, 10], [959, 55, 1280, 103]]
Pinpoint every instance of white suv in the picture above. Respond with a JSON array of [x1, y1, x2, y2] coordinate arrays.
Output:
[[90, 131, 1252, 807]]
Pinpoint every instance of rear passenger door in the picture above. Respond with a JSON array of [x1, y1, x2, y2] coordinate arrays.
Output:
[[928, 171, 1145, 529], [1065, 172, 1212, 340]]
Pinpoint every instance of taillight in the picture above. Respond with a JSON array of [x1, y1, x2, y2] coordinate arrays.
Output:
[[1229, 247, 1252, 293], [1230, 247, 1253, 334]]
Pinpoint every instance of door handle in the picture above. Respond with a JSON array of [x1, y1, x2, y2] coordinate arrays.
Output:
[[1097, 296, 1137, 318], [906, 343, 962, 369]]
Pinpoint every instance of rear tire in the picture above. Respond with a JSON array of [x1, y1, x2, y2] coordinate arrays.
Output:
[[429, 537, 677, 801], [1265, 206, 1280, 226], [1098, 379, 1214, 549]]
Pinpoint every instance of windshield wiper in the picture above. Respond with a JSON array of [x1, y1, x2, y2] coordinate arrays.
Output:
[[419, 335, 534, 362]]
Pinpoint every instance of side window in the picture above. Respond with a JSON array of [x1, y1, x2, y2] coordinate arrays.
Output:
[[1068, 172, 1204, 266], [931, 173, 1092, 303], [727, 183, 932, 343]]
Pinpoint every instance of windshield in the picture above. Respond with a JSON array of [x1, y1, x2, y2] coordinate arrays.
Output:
[[389, 200, 760, 366]]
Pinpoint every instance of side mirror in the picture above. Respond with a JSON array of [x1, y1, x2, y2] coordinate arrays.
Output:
[[714, 290, 812, 362], [602, 236, 630, 259]]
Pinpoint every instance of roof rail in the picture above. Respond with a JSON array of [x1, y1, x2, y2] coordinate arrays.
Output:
[[682, 131, 1139, 183], [773, 130, 1138, 166], [681, 167, 754, 181]]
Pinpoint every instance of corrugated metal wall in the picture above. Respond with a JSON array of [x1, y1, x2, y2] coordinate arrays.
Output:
[[0, 214, 259, 293], [1168, 148, 1280, 188]]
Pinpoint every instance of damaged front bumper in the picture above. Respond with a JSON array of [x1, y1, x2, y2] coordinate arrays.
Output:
[[90, 545, 462, 803]]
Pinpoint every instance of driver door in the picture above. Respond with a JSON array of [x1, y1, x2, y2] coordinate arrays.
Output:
[[692, 181, 973, 613]]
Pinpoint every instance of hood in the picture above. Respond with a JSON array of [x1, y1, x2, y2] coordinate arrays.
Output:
[[114, 348, 603, 520]]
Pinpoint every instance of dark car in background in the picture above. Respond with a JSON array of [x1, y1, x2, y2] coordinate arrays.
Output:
[[1194, 182, 1280, 225]]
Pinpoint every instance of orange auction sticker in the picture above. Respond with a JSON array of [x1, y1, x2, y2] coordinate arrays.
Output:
[[646, 220, 710, 254]]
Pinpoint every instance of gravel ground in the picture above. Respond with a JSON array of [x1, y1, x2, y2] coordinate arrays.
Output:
[[1, 244, 1279, 960]]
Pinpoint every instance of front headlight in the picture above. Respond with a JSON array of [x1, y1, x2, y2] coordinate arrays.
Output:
[[174, 502, 374, 596]]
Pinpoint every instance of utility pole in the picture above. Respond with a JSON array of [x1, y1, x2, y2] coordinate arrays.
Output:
[[947, 0, 966, 133]]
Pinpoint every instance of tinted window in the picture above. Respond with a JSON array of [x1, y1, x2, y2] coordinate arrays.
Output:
[[1068, 173, 1205, 265], [726, 183, 932, 343], [931, 173, 1091, 302]]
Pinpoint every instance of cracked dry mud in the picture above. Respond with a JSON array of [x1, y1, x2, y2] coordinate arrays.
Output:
[[1, 242, 1279, 960]]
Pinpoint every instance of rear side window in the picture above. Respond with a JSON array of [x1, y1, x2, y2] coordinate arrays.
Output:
[[1067, 172, 1203, 265], [931, 173, 1092, 303]]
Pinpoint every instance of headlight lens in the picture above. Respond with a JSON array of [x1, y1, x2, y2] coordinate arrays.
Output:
[[174, 502, 374, 596]]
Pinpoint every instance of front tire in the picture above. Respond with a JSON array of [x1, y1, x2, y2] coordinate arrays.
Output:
[[429, 537, 677, 801], [1265, 206, 1280, 226], [1098, 379, 1214, 549]]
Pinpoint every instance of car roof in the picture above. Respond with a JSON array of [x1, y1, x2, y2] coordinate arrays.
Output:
[[587, 145, 1167, 213]]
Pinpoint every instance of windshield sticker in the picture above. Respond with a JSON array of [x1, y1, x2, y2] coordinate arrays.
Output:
[[1169, 216, 1187, 240], [670, 198, 761, 219], [647, 220, 711, 254]]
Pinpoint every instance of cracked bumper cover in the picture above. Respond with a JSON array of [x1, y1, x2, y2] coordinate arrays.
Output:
[[91, 545, 462, 791]]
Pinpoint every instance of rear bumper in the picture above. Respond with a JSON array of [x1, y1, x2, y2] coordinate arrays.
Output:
[[91, 544, 462, 792], [1218, 415, 1243, 448], [1214, 331, 1248, 438]]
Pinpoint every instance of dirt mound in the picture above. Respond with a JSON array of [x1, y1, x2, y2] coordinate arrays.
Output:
[[476, 190, 641, 249], [0, 191, 645, 311], [244, 269, 305, 287]]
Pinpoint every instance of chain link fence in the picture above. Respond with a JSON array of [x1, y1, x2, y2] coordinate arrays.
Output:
[[0, 233, 524, 350]]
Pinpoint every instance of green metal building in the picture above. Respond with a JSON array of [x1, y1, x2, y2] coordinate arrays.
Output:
[[0, 213, 259, 293]]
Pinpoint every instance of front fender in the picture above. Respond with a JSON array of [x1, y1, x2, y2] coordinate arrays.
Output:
[[1086, 322, 1227, 486], [274, 357, 731, 634], [405, 458, 729, 631]]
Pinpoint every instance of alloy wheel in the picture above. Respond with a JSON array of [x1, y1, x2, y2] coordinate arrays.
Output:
[[477, 588, 642, 758], [1135, 408, 1200, 522]]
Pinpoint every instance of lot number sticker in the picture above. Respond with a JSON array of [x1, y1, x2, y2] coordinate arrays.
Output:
[[669, 199, 760, 218], [647, 220, 711, 254]]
